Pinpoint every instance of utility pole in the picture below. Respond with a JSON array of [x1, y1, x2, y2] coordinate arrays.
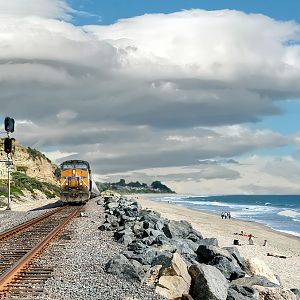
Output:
[[5, 160, 13, 210]]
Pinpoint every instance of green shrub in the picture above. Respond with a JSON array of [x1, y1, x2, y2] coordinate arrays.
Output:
[[11, 172, 59, 199]]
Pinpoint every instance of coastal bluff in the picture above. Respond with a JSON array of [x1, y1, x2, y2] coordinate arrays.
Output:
[[0, 139, 57, 185], [99, 194, 300, 300]]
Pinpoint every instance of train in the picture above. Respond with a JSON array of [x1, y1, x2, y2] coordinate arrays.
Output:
[[59, 160, 100, 203]]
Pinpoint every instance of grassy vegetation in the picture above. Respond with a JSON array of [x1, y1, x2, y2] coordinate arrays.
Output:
[[27, 147, 51, 163], [0, 172, 60, 200]]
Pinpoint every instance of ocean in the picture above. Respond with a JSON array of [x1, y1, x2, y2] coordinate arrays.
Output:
[[150, 195, 300, 237]]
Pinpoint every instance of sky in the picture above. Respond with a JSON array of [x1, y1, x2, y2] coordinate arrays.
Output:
[[1, 0, 300, 194]]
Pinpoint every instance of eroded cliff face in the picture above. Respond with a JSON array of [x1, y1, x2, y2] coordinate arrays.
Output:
[[0, 139, 58, 185]]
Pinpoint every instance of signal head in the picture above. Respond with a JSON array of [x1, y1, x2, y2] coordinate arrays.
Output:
[[4, 117, 15, 133], [4, 138, 13, 154]]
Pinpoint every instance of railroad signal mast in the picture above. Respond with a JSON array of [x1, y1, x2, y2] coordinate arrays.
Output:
[[2, 117, 15, 210]]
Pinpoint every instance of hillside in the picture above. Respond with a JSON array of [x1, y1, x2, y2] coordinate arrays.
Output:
[[0, 139, 59, 207], [96, 179, 175, 194], [0, 139, 58, 185]]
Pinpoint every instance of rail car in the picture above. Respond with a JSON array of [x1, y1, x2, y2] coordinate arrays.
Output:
[[59, 160, 100, 203]]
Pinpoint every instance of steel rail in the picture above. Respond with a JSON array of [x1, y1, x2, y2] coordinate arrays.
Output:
[[0, 205, 83, 295], [0, 206, 66, 241]]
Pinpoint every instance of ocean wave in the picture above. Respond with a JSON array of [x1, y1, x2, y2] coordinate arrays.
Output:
[[153, 195, 202, 201], [178, 200, 276, 212], [278, 210, 300, 219]]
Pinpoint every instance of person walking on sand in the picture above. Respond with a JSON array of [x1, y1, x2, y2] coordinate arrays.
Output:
[[228, 212, 231, 219], [263, 239, 267, 247], [221, 212, 224, 219]]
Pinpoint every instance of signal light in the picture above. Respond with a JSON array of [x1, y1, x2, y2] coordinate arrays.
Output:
[[4, 117, 15, 133], [4, 138, 13, 154]]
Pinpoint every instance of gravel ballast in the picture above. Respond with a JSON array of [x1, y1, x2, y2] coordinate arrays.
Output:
[[0, 203, 59, 232], [32, 198, 164, 300]]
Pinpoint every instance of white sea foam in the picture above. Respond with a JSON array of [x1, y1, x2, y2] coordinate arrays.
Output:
[[274, 229, 300, 237], [278, 210, 300, 219], [181, 200, 276, 212]]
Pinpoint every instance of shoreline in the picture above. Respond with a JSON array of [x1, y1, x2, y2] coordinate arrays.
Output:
[[137, 193, 300, 239], [131, 193, 300, 289]]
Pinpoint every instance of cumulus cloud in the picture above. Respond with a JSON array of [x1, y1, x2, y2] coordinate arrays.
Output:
[[14, 118, 289, 174], [0, 0, 74, 20], [1, 8, 300, 193], [1, 10, 300, 127]]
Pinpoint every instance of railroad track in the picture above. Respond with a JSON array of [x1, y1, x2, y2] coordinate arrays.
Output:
[[0, 205, 83, 299]]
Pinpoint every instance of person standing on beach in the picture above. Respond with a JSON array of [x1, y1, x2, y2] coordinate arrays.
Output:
[[221, 212, 224, 219], [228, 212, 231, 219], [248, 234, 254, 245]]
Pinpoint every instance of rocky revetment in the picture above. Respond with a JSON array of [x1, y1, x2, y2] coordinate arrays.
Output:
[[99, 195, 300, 300]]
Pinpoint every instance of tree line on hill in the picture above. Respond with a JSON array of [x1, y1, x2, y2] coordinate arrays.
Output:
[[96, 179, 175, 194]]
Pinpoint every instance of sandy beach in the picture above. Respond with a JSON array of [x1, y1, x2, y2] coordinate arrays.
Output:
[[135, 194, 300, 289]]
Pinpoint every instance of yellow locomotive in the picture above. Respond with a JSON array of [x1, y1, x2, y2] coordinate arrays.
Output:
[[60, 160, 99, 203]]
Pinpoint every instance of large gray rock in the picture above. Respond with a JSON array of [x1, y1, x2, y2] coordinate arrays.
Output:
[[197, 238, 219, 247], [209, 256, 245, 281], [142, 228, 164, 239], [128, 246, 160, 265], [223, 247, 246, 271], [232, 275, 280, 288], [227, 285, 258, 300], [114, 228, 134, 241], [186, 229, 203, 242], [290, 289, 300, 298], [130, 259, 145, 280], [162, 220, 194, 239], [127, 240, 146, 253], [118, 234, 133, 246], [196, 245, 232, 263], [105, 254, 140, 281], [98, 223, 112, 231], [140, 210, 162, 229], [155, 234, 170, 246], [189, 264, 229, 300], [170, 238, 198, 255], [151, 252, 173, 268], [105, 214, 120, 226], [142, 236, 158, 246]]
